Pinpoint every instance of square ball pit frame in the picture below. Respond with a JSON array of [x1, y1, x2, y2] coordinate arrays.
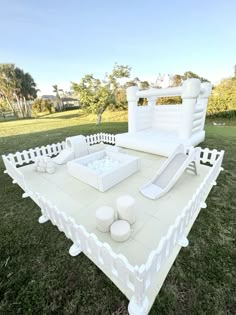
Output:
[[67, 149, 140, 192], [2, 132, 224, 315]]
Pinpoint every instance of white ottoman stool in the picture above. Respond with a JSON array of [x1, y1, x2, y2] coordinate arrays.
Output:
[[46, 161, 56, 174], [37, 166, 46, 173], [116, 195, 136, 224], [110, 220, 131, 242], [96, 206, 115, 232]]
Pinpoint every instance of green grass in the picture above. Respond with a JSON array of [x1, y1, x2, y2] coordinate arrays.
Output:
[[0, 110, 235, 314]]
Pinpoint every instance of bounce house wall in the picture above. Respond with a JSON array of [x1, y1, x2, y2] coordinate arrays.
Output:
[[152, 105, 181, 132], [191, 100, 206, 136], [136, 106, 152, 131]]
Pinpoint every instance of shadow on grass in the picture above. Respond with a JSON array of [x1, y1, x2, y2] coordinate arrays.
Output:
[[0, 121, 128, 156], [0, 116, 31, 123], [38, 112, 81, 120], [0, 110, 81, 123]]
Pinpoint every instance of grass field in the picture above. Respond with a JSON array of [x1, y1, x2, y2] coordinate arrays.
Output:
[[0, 110, 235, 314]]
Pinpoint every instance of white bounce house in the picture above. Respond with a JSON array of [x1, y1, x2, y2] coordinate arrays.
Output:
[[116, 78, 212, 157]]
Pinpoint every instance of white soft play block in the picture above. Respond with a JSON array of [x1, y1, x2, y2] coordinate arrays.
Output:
[[37, 166, 45, 172], [116, 195, 136, 224], [54, 135, 89, 165], [110, 220, 131, 242], [66, 135, 89, 158], [96, 206, 115, 232]]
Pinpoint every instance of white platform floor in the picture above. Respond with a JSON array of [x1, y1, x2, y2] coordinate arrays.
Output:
[[20, 146, 210, 267]]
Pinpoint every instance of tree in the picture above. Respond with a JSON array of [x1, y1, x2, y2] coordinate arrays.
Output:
[[181, 71, 209, 83], [0, 98, 8, 112], [71, 64, 131, 124], [0, 64, 17, 113], [108, 64, 131, 110], [125, 77, 140, 88], [14, 67, 38, 117], [139, 80, 150, 90], [32, 98, 54, 115], [171, 74, 182, 87], [108, 63, 131, 89], [0, 64, 37, 117], [207, 77, 236, 116], [157, 72, 210, 105], [71, 74, 115, 125]]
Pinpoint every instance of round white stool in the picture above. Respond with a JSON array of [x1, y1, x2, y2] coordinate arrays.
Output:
[[116, 195, 136, 224], [110, 220, 131, 242], [96, 206, 115, 232]]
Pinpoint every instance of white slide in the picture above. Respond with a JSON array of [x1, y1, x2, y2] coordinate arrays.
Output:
[[53, 148, 74, 165], [140, 145, 200, 200]]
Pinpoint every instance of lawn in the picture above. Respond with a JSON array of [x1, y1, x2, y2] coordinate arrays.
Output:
[[0, 110, 235, 314]]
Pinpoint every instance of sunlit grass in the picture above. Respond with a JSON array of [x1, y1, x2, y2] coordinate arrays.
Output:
[[0, 109, 128, 138]]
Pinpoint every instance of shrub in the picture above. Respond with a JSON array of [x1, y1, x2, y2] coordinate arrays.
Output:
[[32, 99, 54, 114], [207, 78, 236, 117]]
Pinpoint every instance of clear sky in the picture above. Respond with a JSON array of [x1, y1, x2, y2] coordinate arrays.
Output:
[[1, 0, 235, 94]]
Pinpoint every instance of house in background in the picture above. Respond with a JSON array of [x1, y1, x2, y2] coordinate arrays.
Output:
[[40, 95, 80, 111], [40, 95, 55, 101], [60, 97, 80, 110]]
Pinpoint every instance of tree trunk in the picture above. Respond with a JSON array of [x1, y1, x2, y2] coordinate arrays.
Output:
[[15, 95, 24, 118], [4, 95, 15, 113], [0, 90, 15, 114], [96, 112, 102, 125]]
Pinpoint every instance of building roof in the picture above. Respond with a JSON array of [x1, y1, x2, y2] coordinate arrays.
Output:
[[41, 95, 55, 100]]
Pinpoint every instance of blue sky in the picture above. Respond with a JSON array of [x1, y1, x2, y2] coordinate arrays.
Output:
[[1, 0, 235, 94]]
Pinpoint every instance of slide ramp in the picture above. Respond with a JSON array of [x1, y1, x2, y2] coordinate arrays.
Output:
[[140, 145, 199, 200]]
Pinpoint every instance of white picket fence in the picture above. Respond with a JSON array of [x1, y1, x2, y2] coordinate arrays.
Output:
[[85, 133, 116, 145], [138, 148, 224, 294], [3, 142, 66, 166], [1, 134, 224, 315], [35, 193, 137, 292], [2, 133, 116, 168], [2, 155, 27, 191]]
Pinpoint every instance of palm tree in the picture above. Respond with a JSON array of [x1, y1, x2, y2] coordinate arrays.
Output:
[[0, 64, 37, 117], [52, 85, 63, 111]]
